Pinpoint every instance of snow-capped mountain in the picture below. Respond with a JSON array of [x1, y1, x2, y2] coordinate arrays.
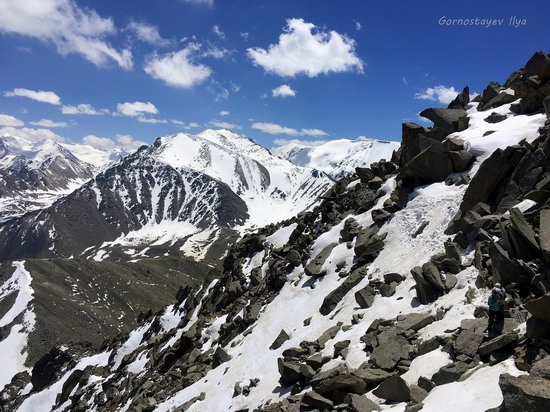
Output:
[[3, 51, 549, 412], [0, 130, 335, 262], [0, 134, 95, 220], [272, 138, 400, 179]]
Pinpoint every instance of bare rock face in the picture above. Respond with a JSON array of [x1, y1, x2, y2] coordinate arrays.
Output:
[[499, 374, 550, 412]]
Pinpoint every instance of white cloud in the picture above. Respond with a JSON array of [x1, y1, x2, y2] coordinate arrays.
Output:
[[354, 20, 361, 31], [0, 126, 65, 142], [212, 25, 225, 39], [117, 101, 159, 117], [116, 134, 147, 150], [82, 134, 116, 150], [144, 44, 212, 88], [402, 77, 408, 85], [240, 32, 249, 41], [207, 81, 230, 101], [202, 44, 231, 59], [415, 85, 458, 104], [0, 0, 132, 69], [208, 120, 241, 130], [247, 18, 364, 77], [220, 111, 230, 116], [272, 138, 328, 147], [137, 116, 168, 124], [30, 119, 67, 128], [182, 0, 214, 7], [127, 20, 170, 47], [5, 88, 62, 105], [272, 84, 296, 98], [0, 113, 24, 127], [252, 122, 328, 137], [61, 103, 108, 115], [171, 120, 200, 129]]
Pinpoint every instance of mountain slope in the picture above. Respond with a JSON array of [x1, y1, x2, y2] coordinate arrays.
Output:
[[3, 51, 548, 412], [0, 135, 95, 220], [271, 138, 400, 179]]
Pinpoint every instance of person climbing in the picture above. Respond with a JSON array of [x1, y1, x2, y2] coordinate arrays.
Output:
[[488, 287, 504, 332]]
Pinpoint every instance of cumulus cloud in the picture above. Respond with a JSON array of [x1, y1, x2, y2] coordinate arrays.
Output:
[[0, 113, 24, 127], [272, 84, 296, 98], [0, 126, 65, 142], [127, 20, 170, 47], [144, 44, 212, 88], [61, 103, 108, 115], [82, 134, 116, 150], [208, 120, 241, 130], [137, 116, 168, 124], [117, 101, 159, 117], [252, 122, 328, 137], [30, 119, 67, 128], [0, 0, 132, 69], [116, 134, 147, 150], [5, 88, 62, 105], [415, 85, 458, 104], [247, 18, 363, 77], [220, 111, 230, 116]]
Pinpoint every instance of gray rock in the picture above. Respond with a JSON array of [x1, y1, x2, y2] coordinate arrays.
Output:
[[525, 294, 550, 324], [299, 364, 316, 382], [270, 329, 290, 350], [301, 391, 334, 409], [315, 373, 368, 396], [344, 393, 381, 412], [372, 375, 410, 402], [317, 324, 342, 348], [341, 217, 362, 242], [530, 356, 550, 380], [304, 244, 336, 277], [384, 273, 405, 283], [544, 95, 550, 118], [370, 330, 414, 370], [355, 285, 377, 308], [523, 50, 550, 78], [445, 274, 458, 291], [396, 313, 434, 332], [432, 362, 470, 385], [411, 266, 443, 305], [510, 208, 539, 251], [526, 317, 550, 340], [409, 384, 428, 404], [212, 347, 231, 367], [419, 108, 468, 136], [540, 210, 550, 264], [286, 250, 302, 267], [379, 282, 396, 297], [353, 367, 395, 384], [417, 376, 436, 393], [448, 150, 475, 173], [479, 91, 519, 111], [448, 86, 470, 109], [372, 209, 391, 223], [478, 332, 519, 356], [278, 359, 302, 387], [484, 113, 508, 123], [500, 373, 550, 412], [422, 262, 446, 291], [320, 265, 368, 315], [454, 329, 484, 357]]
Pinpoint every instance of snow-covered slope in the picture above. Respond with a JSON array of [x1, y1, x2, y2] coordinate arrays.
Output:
[[0, 134, 95, 219], [272, 138, 400, 179]]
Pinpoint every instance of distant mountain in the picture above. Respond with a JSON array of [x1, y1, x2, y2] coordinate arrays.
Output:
[[0, 130, 335, 262], [271, 138, 400, 179], [0, 134, 95, 219]]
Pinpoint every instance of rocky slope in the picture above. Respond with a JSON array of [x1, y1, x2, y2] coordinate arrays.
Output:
[[0, 135, 95, 220], [1, 51, 549, 412]]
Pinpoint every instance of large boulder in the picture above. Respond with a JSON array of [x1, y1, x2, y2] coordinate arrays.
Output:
[[320, 265, 368, 315], [479, 91, 519, 111], [372, 375, 410, 402], [341, 217, 362, 242], [419, 108, 469, 136], [531, 356, 550, 380], [301, 391, 334, 409], [370, 329, 414, 370], [499, 374, 550, 412], [314, 373, 368, 396], [478, 332, 519, 356], [523, 50, 550, 79], [453, 319, 486, 357], [525, 294, 550, 324], [396, 313, 434, 332], [448, 150, 475, 173], [399, 140, 454, 185], [447, 86, 470, 109], [304, 244, 335, 277]]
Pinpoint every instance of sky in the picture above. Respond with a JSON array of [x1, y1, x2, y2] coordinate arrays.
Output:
[[0, 0, 548, 153]]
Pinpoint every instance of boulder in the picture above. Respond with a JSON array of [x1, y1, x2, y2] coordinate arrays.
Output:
[[370, 330, 414, 370], [411, 266, 443, 305], [523, 50, 550, 79], [422, 262, 446, 291], [270, 329, 290, 350], [341, 217, 362, 242], [353, 367, 395, 385], [384, 273, 405, 283], [525, 294, 550, 324], [286, 249, 302, 267], [355, 285, 377, 308], [443, 137, 465, 152], [499, 373, 550, 412], [544, 95, 550, 118], [372, 375, 410, 402], [432, 362, 470, 386], [278, 359, 302, 386], [531, 356, 550, 380], [314, 373, 368, 396], [526, 317, 550, 341], [417, 376, 436, 393], [320, 265, 368, 315], [304, 244, 335, 277], [356, 167, 375, 183], [399, 140, 454, 184], [448, 86, 470, 109], [396, 313, 434, 332], [479, 91, 519, 111], [448, 150, 475, 173], [301, 391, 334, 409], [479, 82, 501, 104], [213, 347, 231, 367], [344, 393, 381, 412], [484, 113, 508, 123], [354, 225, 380, 256], [419, 108, 468, 136], [478, 332, 519, 356], [454, 329, 484, 357], [409, 384, 429, 404]]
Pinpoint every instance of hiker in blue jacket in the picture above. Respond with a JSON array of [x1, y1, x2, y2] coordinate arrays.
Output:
[[488, 287, 504, 331]]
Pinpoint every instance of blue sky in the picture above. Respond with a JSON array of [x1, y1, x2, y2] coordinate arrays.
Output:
[[0, 0, 548, 152]]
